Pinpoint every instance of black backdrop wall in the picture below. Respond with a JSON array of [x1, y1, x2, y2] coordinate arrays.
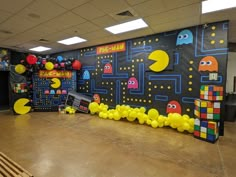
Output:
[[54, 21, 228, 117]]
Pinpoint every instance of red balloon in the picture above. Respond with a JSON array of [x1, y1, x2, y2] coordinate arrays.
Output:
[[26, 54, 37, 65], [72, 60, 81, 70]]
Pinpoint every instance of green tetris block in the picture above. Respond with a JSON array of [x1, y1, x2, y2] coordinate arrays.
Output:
[[207, 128, 215, 135], [216, 92, 220, 96], [213, 114, 220, 120], [194, 125, 200, 131]]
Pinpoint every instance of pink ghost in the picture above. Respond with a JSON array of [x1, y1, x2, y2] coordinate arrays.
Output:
[[127, 77, 138, 89], [104, 63, 112, 74]]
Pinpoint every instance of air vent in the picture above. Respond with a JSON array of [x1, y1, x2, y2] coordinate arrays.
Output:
[[38, 38, 50, 43], [0, 30, 12, 34], [116, 10, 134, 17]]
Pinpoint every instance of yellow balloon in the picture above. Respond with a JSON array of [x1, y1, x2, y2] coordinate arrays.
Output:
[[15, 64, 26, 74], [148, 108, 159, 120], [45, 62, 54, 70], [151, 120, 158, 128]]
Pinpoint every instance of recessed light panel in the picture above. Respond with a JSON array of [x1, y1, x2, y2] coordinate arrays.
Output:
[[57, 36, 87, 45], [29, 46, 51, 52], [202, 0, 236, 14], [105, 18, 148, 34]]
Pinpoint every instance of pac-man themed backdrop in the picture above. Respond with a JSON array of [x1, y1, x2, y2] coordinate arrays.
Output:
[[32, 70, 77, 111], [54, 21, 228, 117]]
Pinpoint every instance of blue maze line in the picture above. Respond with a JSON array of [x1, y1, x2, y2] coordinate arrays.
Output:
[[78, 80, 85, 85], [126, 41, 132, 61], [116, 80, 121, 105], [223, 22, 228, 30], [101, 59, 111, 64], [84, 51, 96, 57], [148, 75, 182, 94], [200, 75, 223, 83], [82, 66, 96, 70], [182, 97, 197, 103], [194, 27, 228, 57], [102, 53, 129, 79], [174, 52, 179, 65], [131, 46, 152, 53], [91, 79, 108, 94], [129, 63, 144, 95], [154, 95, 168, 101], [164, 31, 177, 36]]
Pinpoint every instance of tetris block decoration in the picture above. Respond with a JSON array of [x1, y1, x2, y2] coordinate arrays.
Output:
[[194, 118, 219, 143], [194, 99, 221, 120], [200, 85, 223, 101], [14, 83, 27, 93]]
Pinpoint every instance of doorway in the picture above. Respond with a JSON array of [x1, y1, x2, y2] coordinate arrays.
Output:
[[0, 71, 9, 110]]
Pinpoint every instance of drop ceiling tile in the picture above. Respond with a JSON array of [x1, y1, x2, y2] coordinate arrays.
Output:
[[145, 3, 200, 26], [0, 0, 33, 13], [92, 15, 117, 27], [163, 0, 201, 10], [17, 0, 67, 23], [126, 0, 148, 6], [82, 29, 111, 40], [52, 0, 90, 10], [133, 0, 165, 17], [43, 12, 86, 31], [72, 2, 105, 20], [64, 22, 100, 35], [90, 0, 130, 14], [0, 15, 39, 35], [0, 11, 12, 23]]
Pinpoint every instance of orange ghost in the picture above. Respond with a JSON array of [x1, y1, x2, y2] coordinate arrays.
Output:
[[198, 56, 218, 72], [93, 94, 100, 104]]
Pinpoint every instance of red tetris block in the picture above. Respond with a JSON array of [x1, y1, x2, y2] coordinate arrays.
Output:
[[194, 131, 200, 137], [213, 108, 221, 114], [208, 91, 213, 96], [201, 113, 207, 119], [200, 94, 204, 99], [208, 122, 216, 129]]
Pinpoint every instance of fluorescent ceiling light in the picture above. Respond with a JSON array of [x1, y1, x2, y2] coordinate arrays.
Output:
[[202, 0, 236, 14], [29, 46, 51, 52], [105, 18, 148, 34], [57, 36, 87, 45]]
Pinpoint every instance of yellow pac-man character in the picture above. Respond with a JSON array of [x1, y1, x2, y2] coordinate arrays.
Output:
[[14, 98, 31, 115], [148, 50, 169, 72], [51, 78, 61, 89]]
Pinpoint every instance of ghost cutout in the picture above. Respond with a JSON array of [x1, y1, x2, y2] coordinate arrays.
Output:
[[82, 70, 90, 80], [104, 63, 112, 74], [176, 29, 193, 45], [198, 56, 218, 72], [93, 94, 100, 104], [166, 100, 182, 114], [127, 77, 138, 89]]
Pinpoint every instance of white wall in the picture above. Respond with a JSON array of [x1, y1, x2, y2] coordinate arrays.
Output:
[[226, 52, 236, 93]]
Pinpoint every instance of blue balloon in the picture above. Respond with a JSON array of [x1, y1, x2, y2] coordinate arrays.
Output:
[[57, 56, 63, 63], [176, 29, 193, 46]]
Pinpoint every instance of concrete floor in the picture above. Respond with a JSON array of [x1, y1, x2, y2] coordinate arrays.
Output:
[[0, 111, 235, 177]]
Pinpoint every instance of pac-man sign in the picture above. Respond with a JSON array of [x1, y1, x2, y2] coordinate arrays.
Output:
[[39, 70, 72, 78], [96, 42, 126, 55]]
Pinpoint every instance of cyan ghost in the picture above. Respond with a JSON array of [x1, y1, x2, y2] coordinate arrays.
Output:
[[82, 70, 90, 80], [176, 29, 193, 46]]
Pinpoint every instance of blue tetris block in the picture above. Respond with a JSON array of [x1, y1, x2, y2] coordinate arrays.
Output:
[[213, 92, 217, 96], [207, 134, 216, 142], [209, 86, 213, 91], [201, 108, 207, 113], [201, 121, 208, 127]]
